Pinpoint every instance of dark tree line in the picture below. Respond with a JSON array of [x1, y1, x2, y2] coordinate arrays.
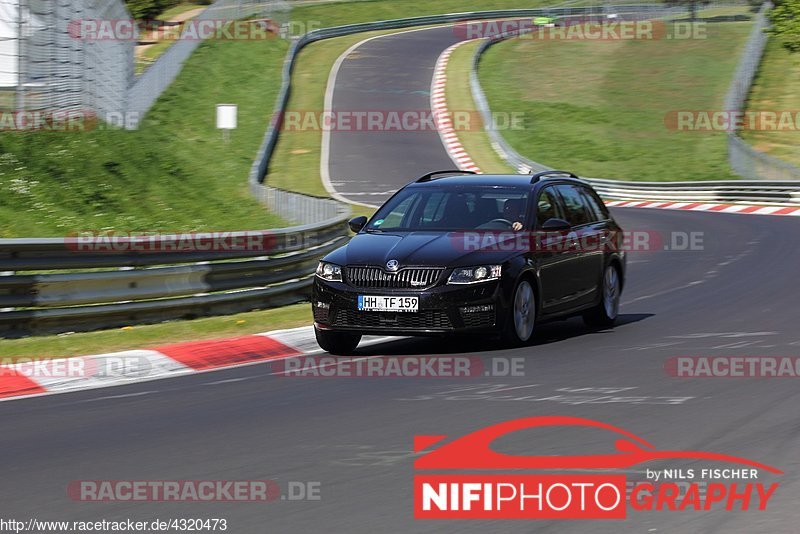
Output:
[[770, 0, 800, 52], [125, 0, 212, 20], [663, 0, 799, 53]]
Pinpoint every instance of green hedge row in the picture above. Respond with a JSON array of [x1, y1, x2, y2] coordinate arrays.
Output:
[[125, 0, 212, 20]]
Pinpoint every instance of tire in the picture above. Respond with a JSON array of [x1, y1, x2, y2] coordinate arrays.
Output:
[[502, 279, 537, 345], [583, 263, 621, 328], [314, 326, 362, 355]]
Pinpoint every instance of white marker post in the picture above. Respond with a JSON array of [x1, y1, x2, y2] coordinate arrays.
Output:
[[216, 104, 238, 143]]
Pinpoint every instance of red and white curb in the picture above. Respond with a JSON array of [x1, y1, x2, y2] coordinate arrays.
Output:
[[431, 42, 800, 218], [431, 41, 482, 174], [604, 200, 800, 217], [0, 327, 396, 403]]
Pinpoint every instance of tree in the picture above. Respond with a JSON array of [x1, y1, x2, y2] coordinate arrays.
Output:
[[770, 0, 800, 52], [125, 1, 212, 20], [125, 0, 169, 20]]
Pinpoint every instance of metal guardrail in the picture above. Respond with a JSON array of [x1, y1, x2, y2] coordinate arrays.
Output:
[[0, 189, 349, 338], [728, 134, 800, 181], [723, 3, 770, 114], [470, 2, 800, 184], [247, 3, 681, 186], [0, 239, 340, 308], [469, 7, 685, 176], [5, 3, 792, 338], [725, 3, 800, 181], [7, 3, 646, 338], [585, 178, 800, 205], [127, 0, 292, 129], [471, 37, 551, 176], [467, 2, 800, 199]]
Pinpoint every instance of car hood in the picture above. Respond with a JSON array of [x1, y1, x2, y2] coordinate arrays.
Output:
[[323, 231, 517, 268]]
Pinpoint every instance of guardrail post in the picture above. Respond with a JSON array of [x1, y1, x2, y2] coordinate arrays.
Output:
[[0, 271, 15, 312]]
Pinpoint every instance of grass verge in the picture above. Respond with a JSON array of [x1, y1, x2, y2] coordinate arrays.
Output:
[[445, 40, 516, 174], [0, 38, 289, 237], [268, 27, 441, 219], [137, 40, 176, 75], [159, 2, 207, 21], [0, 29, 412, 359], [4, 0, 562, 237], [136, 3, 210, 73], [290, 0, 552, 29], [0, 304, 311, 359], [478, 21, 753, 181], [0, 0, 557, 358], [741, 38, 800, 167]]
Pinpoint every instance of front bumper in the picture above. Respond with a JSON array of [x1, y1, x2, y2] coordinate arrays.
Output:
[[312, 277, 505, 336]]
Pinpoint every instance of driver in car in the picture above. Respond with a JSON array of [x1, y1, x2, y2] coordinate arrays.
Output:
[[503, 199, 526, 231]]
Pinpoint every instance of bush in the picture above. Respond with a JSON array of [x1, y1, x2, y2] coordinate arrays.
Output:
[[770, 0, 800, 52], [125, 0, 212, 20]]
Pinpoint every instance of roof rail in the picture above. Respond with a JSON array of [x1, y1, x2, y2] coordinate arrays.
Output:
[[530, 170, 580, 184], [415, 170, 478, 183]]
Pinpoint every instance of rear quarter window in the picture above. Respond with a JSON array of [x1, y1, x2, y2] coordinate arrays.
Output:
[[536, 187, 561, 227], [580, 187, 611, 222], [555, 185, 593, 227]]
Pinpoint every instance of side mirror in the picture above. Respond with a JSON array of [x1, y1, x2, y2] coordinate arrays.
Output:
[[541, 218, 571, 231], [348, 216, 368, 233]]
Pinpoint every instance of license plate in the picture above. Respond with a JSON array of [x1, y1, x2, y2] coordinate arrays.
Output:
[[358, 295, 418, 313]]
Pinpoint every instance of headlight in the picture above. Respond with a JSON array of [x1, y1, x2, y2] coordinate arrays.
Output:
[[447, 265, 502, 284], [316, 262, 343, 282]]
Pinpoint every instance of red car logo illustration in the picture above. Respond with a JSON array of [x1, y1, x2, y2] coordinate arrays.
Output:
[[414, 416, 782, 474]]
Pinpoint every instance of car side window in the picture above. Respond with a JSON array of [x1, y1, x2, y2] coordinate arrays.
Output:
[[555, 185, 592, 227], [536, 187, 561, 228], [580, 188, 610, 222], [375, 193, 419, 229], [420, 192, 447, 226]]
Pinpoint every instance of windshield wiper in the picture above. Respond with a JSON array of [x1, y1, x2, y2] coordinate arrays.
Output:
[[364, 228, 384, 234]]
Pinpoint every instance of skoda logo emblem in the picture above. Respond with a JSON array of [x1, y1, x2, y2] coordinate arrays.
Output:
[[386, 259, 400, 272]]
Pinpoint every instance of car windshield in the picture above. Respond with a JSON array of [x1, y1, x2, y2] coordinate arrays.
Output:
[[367, 186, 530, 231]]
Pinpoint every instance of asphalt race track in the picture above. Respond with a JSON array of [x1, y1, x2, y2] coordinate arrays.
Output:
[[325, 27, 461, 204], [3, 25, 800, 534]]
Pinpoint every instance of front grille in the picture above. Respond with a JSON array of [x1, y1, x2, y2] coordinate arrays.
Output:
[[313, 307, 329, 324], [460, 310, 496, 329], [332, 309, 453, 330], [346, 266, 444, 289]]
